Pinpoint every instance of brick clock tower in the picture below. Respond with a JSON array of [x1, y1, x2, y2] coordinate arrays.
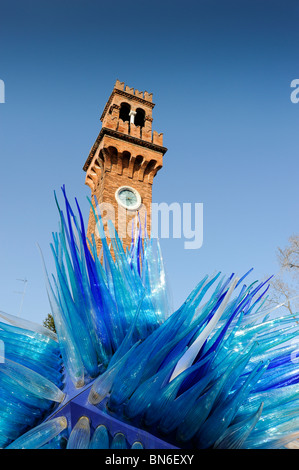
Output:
[[83, 80, 167, 253]]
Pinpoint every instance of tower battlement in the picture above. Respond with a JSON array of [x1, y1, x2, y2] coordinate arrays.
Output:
[[114, 79, 153, 102]]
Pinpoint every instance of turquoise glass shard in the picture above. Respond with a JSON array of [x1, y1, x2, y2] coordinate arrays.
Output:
[[1, 187, 299, 449]]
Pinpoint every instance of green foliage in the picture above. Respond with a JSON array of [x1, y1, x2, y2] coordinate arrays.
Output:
[[43, 313, 56, 333]]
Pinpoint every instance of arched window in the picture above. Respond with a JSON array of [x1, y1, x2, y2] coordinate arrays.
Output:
[[135, 108, 145, 127], [119, 102, 131, 122]]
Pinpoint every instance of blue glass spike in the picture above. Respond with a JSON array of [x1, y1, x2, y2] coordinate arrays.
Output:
[[213, 402, 264, 449], [131, 441, 144, 449], [242, 415, 299, 449], [37, 245, 85, 387], [143, 351, 216, 427], [196, 361, 269, 448], [66, 416, 90, 449], [40, 434, 68, 449], [6, 416, 67, 449], [110, 433, 128, 449], [109, 341, 156, 409], [89, 425, 109, 449], [213, 342, 259, 408], [158, 324, 201, 372], [0, 309, 58, 343], [235, 268, 254, 288], [175, 351, 250, 443], [108, 292, 145, 369], [0, 357, 65, 403], [61, 187, 84, 293], [50, 244, 101, 377], [88, 340, 141, 405], [158, 359, 218, 434], [201, 284, 248, 359], [125, 352, 185, 420]]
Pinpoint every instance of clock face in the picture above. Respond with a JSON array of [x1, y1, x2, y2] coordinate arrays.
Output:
[[115, 186, 141, 211]]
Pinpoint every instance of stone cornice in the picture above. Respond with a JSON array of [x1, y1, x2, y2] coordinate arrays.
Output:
[[83, 127, 167, 172], [100, 89, 155, 121]]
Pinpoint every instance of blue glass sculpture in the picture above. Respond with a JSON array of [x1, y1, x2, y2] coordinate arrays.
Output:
[[1, 186, 299, 449]]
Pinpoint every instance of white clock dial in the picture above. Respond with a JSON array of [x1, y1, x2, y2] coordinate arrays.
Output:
[[115, 186, 141, 211]]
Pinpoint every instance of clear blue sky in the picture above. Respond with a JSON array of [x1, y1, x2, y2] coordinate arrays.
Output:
[[0, 0, 298, 324]]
